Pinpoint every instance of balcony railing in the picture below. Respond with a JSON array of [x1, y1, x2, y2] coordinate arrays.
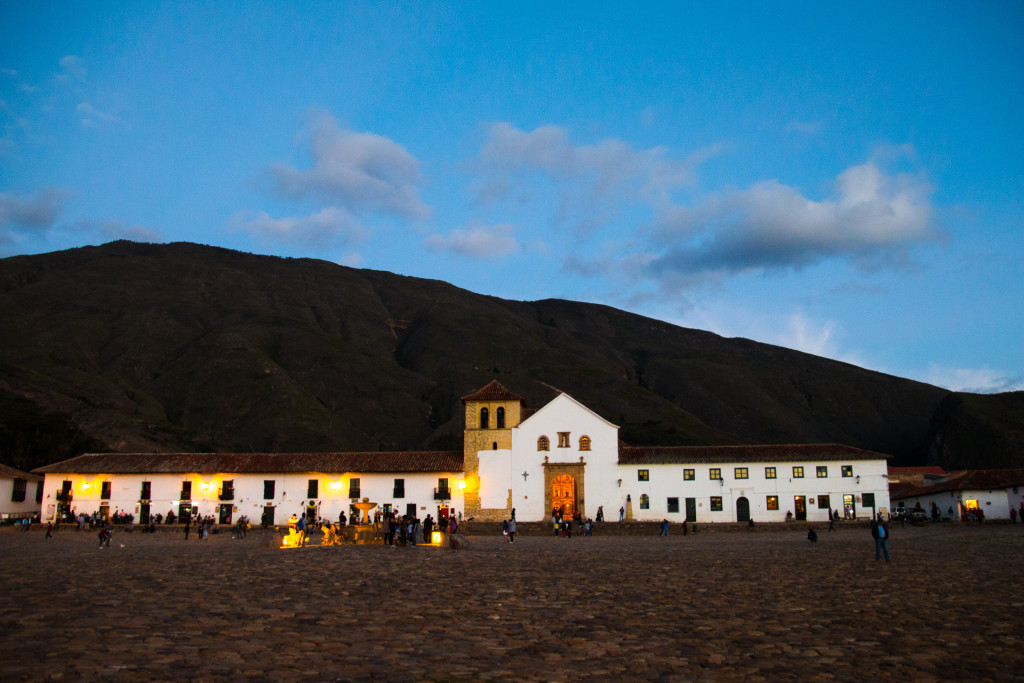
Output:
[[218, 488, 234, 501], [348, 488, 361, 500], [434, 487, 451, 501]]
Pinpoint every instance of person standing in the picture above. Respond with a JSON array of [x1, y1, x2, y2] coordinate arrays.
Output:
[[871, 513, 890, 562], [660, 519, 669, 536], [184, 516, 191, 540], [508, 518, 517, 543], [619, 506, 625, 522]]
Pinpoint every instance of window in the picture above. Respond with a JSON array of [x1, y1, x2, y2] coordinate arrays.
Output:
[[140, 481, 152, 500], [434, 478, 449, 500], [842, 465, 853, 478], [793, 466, 804, 478], [496, 407, 505, 429], [393, 478, 405, 498], [101, 481, 111, 500], [735, 467, 749, 479], [307, 479, 318, 499], [710, 496, 723, 511], [818, 494, 831, 509], [480, 407, 489, 429], [816, 466, 828, 478], [11, 479, 26, 503], [180, 480, 192, 500], [638, 469, 649, 482], [348, 478, 361, 499], [35, 482, 43, 504], [264, 480, 275, 500], [683, 469, 695, 481], [640, 494, 650, 510], [219, 480, 234, 501], [579, 435, 591, 451], [766, 495, 779, 510], [765, 467, 777, 479], [862, 493, 876, 508], [709, 468, 722, 480], [537, 435, 550, 451], [558, 432, 570, 448], [667, 497, 680, 513]]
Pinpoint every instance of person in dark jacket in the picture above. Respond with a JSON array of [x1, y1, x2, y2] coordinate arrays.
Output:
[[871, 513, 890, 562]]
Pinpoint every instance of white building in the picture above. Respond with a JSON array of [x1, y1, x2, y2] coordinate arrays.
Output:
[[892, 469, 1024, 521], [0, 464, 43, 521], [34, 380, 891, 525]]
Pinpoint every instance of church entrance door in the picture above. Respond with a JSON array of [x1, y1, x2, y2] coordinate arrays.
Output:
[[552, 474, 576, 519]]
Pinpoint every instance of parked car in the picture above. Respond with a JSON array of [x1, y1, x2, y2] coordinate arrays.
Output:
[[909, 509, 929, 525]]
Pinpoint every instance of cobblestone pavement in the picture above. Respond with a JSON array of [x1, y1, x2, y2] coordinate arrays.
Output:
[[1, 524, 1022, 681]]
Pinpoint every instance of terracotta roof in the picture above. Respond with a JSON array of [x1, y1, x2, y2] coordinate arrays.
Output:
[[618, 443, 889, 465], [0, 463, 43, 481], [892, 469, 1024, 500], [33, 451, 464, 475], [461, 380, 525, 404]]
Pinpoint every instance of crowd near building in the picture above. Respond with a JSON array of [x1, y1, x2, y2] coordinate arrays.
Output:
[[25, 381, 895, 527]]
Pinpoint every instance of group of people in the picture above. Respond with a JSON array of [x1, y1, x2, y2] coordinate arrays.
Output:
[[284, 508, 454, 547], [551, 509, 595, 538]]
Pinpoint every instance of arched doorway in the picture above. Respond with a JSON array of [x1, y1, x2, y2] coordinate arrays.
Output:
[[736, 496, 750, 523], [552, 474, 576, 519]]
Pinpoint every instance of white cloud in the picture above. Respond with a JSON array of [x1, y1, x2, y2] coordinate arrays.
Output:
[[917, 366, 1024, 394], [424, 222, 521, 259], [471, 122, 715, 232], [651, 162, 937, 277], [0, 188, 65, 228], [77, 102, 119, 127], [232, 207, 368, 248], [57, 55, 86, 83], [262, 111, 429, 220]]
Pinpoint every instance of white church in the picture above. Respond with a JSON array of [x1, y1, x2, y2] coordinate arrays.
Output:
[[34, 380, 891, 526]]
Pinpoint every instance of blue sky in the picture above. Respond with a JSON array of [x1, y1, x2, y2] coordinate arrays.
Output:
[[2, 2, 1022, 393]]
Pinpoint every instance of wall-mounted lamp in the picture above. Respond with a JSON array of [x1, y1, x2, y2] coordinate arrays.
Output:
[[617, 479, 622, 488], [856, 476, 860, 484]]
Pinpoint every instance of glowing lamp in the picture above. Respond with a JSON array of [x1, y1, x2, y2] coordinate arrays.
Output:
[[457, 480, 466, 490], [431, 531, 443, 544]]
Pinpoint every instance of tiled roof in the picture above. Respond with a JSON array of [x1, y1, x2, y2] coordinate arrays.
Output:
[[461, 380, 525, 404], [618, 443, 889, 465], [892, 469, 1024, 500], [33, 451, 464, 475], [0, 463, 43, 481]]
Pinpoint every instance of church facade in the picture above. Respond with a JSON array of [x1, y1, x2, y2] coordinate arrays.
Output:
[[34, 380, 891, 525]]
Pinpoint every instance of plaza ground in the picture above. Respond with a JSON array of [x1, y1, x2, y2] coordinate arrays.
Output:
[[1, 524, 1021, 681]]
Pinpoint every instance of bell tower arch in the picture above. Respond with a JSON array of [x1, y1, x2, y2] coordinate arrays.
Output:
[[461, 380, 525, 521]]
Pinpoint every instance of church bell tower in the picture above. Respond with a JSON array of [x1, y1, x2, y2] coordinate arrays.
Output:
[[461, 380, 525, 521]]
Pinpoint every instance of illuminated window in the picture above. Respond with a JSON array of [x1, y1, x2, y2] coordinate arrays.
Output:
[[480, 407, 489, 429], [818, 494, 831, 509], [765, 467, 776, 479], [640, 494, 650, 509], [496, 407, 505, 428], [638, 469, 649, 482], [710, 496, 723, 511], [735, 467, 749, 479], [842, 466, 853, 477], [683, 469, 695, 481], [709, 468, 722, 480], [101, 481, 111, 500], [558, 432, 570, 448], [263, 480, 275, 499], [579, 435, 591, 451], [816, 466, 828, 478], [793, 466, 804, 478], [667, 497, 680, 513], [538, 435, 550, 451], [307, 479, 318, 499], [766, 495, 779, 510]]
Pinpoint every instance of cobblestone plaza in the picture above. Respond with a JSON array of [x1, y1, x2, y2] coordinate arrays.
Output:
[[1, 524, 1021, 681]]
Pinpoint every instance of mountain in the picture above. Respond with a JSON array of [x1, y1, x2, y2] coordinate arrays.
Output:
[[1, 241, 1021, 472]]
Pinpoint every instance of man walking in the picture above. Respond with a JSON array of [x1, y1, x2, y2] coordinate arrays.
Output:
[[871, 513, 890, 562]]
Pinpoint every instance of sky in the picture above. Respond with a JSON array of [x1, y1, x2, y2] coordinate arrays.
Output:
[[2, 2, 1022, 393]]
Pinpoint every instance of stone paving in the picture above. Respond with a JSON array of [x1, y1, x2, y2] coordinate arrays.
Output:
[[1, 524, 1022, 681]]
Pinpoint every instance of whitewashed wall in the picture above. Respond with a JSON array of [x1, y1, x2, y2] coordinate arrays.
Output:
[[40, 471, 465, 523], [0, 476, 42, 517]]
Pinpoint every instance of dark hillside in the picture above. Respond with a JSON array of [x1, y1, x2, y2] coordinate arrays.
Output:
[[0, 241, 1020, 471]]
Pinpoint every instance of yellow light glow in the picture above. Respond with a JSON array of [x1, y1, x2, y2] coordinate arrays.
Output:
[[81, 482, 91, 490], [457, 480, 466, 490], [328, 480, 344, 492], [431, 531, 443, 544]]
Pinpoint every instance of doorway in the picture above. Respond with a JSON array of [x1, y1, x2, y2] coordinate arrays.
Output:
[[843, 494, 856, 520], [139, 503, 150, 524], [794, 496, 807, 521], [685, 498, 697, 523], [551, 474, 576, 519], [219, 504, 233, 525], [736, 497, 750, 523]]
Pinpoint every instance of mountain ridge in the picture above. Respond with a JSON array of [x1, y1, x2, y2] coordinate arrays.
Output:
[[1, 240, 1021, 472]]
